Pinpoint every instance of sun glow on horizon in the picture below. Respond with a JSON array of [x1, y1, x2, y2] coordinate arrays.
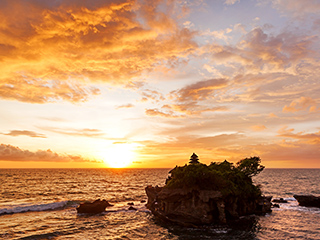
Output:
[[100, 143, 137, 168]]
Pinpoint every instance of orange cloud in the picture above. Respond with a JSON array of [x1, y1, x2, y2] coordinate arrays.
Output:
[[277, 126, 295, 135], [251, 125, 267, 131], [3, 130, 46, 138], [268, 113, 278, 118], [277, 127, 320, 144], [145, 108, 181, 118], [149, 78, 230, 117], [0, 78, 100, 104], [283, 96, 318, 113], [0, 144, 100, 162], [171, 78, 228, 102], [170, 103, 228, 115], [116, 103, 134, 109], [40, 127, 105, 138], [140, 89, 165, 102], [0, 0, 197, 103]]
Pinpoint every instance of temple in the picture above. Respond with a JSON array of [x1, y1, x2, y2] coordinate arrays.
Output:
[[189, 153, 199, 164]]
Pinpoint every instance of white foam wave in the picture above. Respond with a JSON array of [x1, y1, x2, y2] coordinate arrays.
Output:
[[0, 201, 68, 215], [273, 199, 320, 214], [284, 197, 297, 201]]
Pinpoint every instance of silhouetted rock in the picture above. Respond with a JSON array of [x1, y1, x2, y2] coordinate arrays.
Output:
[[145, 154, 271, 226], [128, 206, 137, 211], [140, 200, 146, 203], [272, 198, 288, 203], [145, 186, 272, 226], [294, 195, 320, 208], [127, 202, 134, 206], [76, 199, 113, 214], [272, 203, 280, 208]]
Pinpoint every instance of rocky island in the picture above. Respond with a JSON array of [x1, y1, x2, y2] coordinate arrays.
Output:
[[145, 154, 272, 226], [294, 195, 320, 208]]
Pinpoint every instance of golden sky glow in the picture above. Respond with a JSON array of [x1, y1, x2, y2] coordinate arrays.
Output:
[[0, 0, 320, 168]]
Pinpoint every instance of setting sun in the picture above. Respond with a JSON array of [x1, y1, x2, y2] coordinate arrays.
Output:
[[100, 143, 136, 168]]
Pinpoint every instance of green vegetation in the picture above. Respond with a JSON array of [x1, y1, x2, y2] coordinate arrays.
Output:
[[165, 156, 264, 198], [236, 156, 265, 177]]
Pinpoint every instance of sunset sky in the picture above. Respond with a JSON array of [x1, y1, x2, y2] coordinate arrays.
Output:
[[0, 0, 319, 168]]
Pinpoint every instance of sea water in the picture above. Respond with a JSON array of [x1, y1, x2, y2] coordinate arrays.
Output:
[[0, 168, 320, 239]]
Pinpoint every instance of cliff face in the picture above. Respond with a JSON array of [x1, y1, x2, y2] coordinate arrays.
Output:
[[145, 186, 271, 225]]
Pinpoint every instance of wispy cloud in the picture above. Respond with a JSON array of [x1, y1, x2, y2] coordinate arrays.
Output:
[[278, 126, 320, 144], [2, 130, 46, 138], [140, 89, 165, 102], [116, 103, 134, 109], [40, 127, 105, 138], [145, 108, 181, 118], [0, 144, 101, 162]]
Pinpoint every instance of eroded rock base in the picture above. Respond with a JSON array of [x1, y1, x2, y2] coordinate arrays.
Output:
[[146, 186, 271, 226]]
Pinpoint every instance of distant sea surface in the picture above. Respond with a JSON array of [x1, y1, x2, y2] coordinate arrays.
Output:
[[1, 168, 320, 240]]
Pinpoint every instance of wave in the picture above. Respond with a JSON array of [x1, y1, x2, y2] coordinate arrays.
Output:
[[0, 200, 74, 215], [284, 197, 297, 201], [0, 200, 149, 216]]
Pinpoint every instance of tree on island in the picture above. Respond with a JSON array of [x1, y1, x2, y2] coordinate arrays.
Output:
[[165, 154, 265, 198], [236, 156, 265, 177]]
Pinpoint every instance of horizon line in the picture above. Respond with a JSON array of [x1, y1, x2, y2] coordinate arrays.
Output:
[[1, 167, 320, 170]]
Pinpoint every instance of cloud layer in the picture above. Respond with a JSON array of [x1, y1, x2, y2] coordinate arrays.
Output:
[[0, 0, 197, 103], [0, 144, 100, 162]]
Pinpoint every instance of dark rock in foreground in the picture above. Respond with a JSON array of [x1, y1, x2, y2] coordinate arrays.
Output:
[[77, 199, 113, 214], [294, 195, 320, 208], [145, 186, 272, 226]]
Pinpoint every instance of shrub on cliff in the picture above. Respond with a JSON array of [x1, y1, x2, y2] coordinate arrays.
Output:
[[165, 156, 264, 198]]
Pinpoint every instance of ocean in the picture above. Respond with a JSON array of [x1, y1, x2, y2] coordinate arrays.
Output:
[[0, 168, 320, 239]]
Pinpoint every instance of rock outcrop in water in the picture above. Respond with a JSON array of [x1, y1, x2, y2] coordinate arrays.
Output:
[[294, 195, 320, 208], [272, 198, 288, 203], [145, 154, 272, 226], [77, 199, 113, 214]]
